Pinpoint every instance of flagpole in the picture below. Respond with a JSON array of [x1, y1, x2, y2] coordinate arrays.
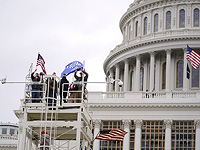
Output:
[[36, 52, 40, 70]]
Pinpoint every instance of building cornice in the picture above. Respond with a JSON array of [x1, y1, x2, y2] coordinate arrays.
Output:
[[119, 0, 200, 31], [103, 36, 200, 73], [89, 103, 200, 109]]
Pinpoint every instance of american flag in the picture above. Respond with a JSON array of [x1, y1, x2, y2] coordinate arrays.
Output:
[[96, 129, 127, 141], [186, 45, 200, 70], [36, 54, 46, 74]]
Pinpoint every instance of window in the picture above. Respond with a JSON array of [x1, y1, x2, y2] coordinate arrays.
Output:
[[176, 60, 183, 88], [166, 11, 171, 30], [135, 21, 138, 37], [130, 121, 135, 150], [179, 9, 185, 28], [144, 17, 148, 35], [140, 67, 144, 91], [2, 128, 7, 134], [162, 62, 166, 89], [172, 121, 195, 150], [100, 121, 123, 150], [141, 121, 165, 150], [154, 14, 159, 32], [192, 66, 199, 87], [10, 129, 15, 135], [194, 8, 199, 27]]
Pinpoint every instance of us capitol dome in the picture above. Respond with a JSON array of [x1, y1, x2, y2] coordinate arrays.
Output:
[[104, 0, 200, 93]]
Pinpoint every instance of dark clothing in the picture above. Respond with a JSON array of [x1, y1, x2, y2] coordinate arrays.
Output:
[[60, 76, 69, 105], [49, 78, 57, 95], [74, 71, 88, 82], [69, 70, 88, 103], [74, 71, 88, 89], [46, 78, 57, 107], [31, 72, 40, 89], [31, 72, 40, 103]]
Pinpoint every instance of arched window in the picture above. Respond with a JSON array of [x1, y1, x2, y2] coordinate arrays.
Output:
[[194, 8, 199, 27], [135, 21, 138, 37], [166, 11, 171, 30], [140, 67, 144, 91], [192, 67, 199, 87], [176, 60, 183, 88], [154, 14, 159, 32], [130, 70, 134, 91], [179, 9, 185, 28], [144, 17, 147, 35], [162, 62, 166, 89]]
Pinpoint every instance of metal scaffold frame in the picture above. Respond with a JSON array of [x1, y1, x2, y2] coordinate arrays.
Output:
[[13, 73, 93, 150]]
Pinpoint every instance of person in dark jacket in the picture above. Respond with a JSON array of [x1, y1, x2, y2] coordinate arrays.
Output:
[[73, 68, 88, 103], [31, 69, 40, 103], [46, 73, 57, 109], [74, 68, 88, 82], [60, 73, 69, 105]]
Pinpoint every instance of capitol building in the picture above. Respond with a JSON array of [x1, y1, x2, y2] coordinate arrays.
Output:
[[91, 0, 200, 149], [12, 0, 200, 150]]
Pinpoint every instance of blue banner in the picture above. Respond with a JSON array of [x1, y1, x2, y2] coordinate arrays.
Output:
[[61, 61, 84, 77]]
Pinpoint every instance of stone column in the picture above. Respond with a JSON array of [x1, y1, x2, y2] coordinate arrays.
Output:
[[106, 76, 109, 92], [122, 119, 131, 150], [150, 52, 155, 92], [164, 119, 172, 150], [134, 119, 142, 150], [143, 60, 148, 92], [124, 59, 129, 92], [135, 55, 141, 91], [17, 112, 26, 150], [155, 57, 160, 91], [195, 119, 200, 150], [166, 49, 171, 91], [183, 48, 189, 91], [17, 118, 24, 150], [115, 64, 120, 92], [93, 119, 101, 150], [109, 69, 114, 92]]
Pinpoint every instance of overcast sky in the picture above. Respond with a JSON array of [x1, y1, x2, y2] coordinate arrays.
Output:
[[0, 0, 134, 123]]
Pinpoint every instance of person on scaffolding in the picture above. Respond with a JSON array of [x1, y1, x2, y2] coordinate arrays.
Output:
[[72, 68, 88, 103], [31, 69, 41, 103], [60, 73, 69, 105], [40, 130, 50, 150], [46, 72, 57, 109]]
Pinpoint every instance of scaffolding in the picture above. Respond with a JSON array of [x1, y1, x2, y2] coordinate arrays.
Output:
[[13, 74, 93, 150]]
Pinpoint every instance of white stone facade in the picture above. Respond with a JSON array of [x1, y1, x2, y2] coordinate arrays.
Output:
[[0, 123, 18, 150], [89, 0, 200, 149]]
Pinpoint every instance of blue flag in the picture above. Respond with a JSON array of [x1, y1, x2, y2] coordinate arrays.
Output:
[[61, 61, 84, 77]]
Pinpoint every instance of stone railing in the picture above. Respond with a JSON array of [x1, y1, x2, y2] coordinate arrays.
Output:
[[108, 29, 200, 57], [0, 135, 18, 140], [88, 91, 200, 100]]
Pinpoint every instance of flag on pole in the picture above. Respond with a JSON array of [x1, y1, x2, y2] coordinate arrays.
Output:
[[186, 45, 200, 70], [61, 61, 84, 77], [36, 53, 46, 74], [95, 129, 127, 141], [186, 63, 190, 79]]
